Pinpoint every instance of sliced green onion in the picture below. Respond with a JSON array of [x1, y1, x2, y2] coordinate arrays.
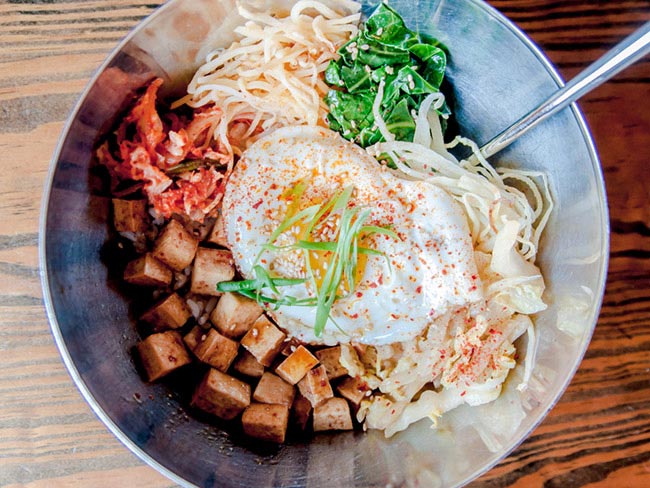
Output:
[[165, 157, 223, 175], [234, 184, 400, 338]]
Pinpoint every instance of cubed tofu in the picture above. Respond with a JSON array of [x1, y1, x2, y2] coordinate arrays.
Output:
[[233, 350, 265, 378], [137, 331, 191, 382], [297, 365, 333, 407], [191, 368, 251, 420], [124, 253, 172, 287], [112, 198, 148, 233], [190, 248, 235, 296], [315, 346, 348, 380], [242, 403, 289, 444], [280, 337, 303, 357], [183, 325, 203, 351], [275, 345, 319, 385], [206, 212, 229, 248], [210, 292, 263, 339], [336, 376, 370, 406], [312, 397, 353, 432], [240, 315, 286, 367], [253, 372, 295, 407], [188, 328, 239, 372], [292, 393, 312, 431], [152, 219, 199, 271], [140, 293, 191, 331]]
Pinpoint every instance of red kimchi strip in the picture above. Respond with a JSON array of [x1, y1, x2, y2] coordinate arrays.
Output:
[[97, 78, 234, 221]]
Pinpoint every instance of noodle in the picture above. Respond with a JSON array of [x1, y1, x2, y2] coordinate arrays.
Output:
[[173, 0, 361, 151]]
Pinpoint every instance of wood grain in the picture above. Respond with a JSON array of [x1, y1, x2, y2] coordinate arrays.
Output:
[[0, 1, 648, 487]]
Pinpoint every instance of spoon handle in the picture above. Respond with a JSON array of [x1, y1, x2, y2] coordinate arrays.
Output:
[[480, 22, 650, 159]]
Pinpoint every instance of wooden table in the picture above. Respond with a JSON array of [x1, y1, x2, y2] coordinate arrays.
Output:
[[1, 1, 649, 486]]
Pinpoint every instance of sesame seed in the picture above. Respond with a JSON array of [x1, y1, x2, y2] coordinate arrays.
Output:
[[364, 65, 371, 73], [360, 44, 370, 51], [385, 66, 394, 75]]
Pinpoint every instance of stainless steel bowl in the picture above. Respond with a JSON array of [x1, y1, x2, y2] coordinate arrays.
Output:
[[40, 0, 609, 486]]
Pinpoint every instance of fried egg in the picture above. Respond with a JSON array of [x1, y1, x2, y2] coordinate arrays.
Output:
[[222, 126, 482, 345]]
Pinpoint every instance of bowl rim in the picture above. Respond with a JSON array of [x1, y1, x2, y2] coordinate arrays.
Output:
[[38, 0, 610, 486]]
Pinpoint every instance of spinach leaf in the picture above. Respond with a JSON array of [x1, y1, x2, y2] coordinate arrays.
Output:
[[324, 2, 450, 147]]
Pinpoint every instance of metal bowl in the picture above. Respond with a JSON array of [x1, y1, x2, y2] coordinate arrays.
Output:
[[40, 0, 609, 486]]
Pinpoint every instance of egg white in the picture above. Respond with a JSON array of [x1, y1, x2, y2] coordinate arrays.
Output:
[[222, 126, 482, 345]]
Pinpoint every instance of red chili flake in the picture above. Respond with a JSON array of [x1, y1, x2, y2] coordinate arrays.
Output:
[[460, 391, 466, 397], [252, 199, 263, 209], [415, 286, 422, 294], [471, 274, 478, 280], [391, 409, 396, 415], [356, 292, 363, 298], [369, 282, 378, 288], [378, 274, 383, 285], [350, 313, 359, 319], [441, 268, 448, 275]]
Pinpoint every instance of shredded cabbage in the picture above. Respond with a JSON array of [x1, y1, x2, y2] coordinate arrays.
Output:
[[348, 90, 553, 438]]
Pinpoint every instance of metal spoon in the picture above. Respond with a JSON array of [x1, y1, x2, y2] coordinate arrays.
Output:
[[480, 22, 650, 159]]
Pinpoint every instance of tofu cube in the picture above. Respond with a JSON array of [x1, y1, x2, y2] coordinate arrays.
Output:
[[315, 346, 348, 380], [206, 212, 229, 248], [183, 325, 213, 352], [240, 315, 286, 367], [253, 372, 295, 407], [242, 403, 289, 444], [291, 393, 312, 431], [313, 397, 353, 432], [233, 350, 265, 378], [124, 253, 172, 287], [140, 293, 191, 331], [275, 345, 319, 385], [152, 219, 199, 271], [190, 248, 235, 296], [137, 331, 191, 382], [112, 198, 148, 233], [188, 328, 239, 372], [297, 365, 333, 407], [210, 292, 263, 339], [280, 337, 303, 357], [191, 368, 251, 420], [336, 376, 370, 406]]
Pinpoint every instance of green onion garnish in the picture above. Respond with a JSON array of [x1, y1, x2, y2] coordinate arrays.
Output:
[[220, 185, 399, 337]]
